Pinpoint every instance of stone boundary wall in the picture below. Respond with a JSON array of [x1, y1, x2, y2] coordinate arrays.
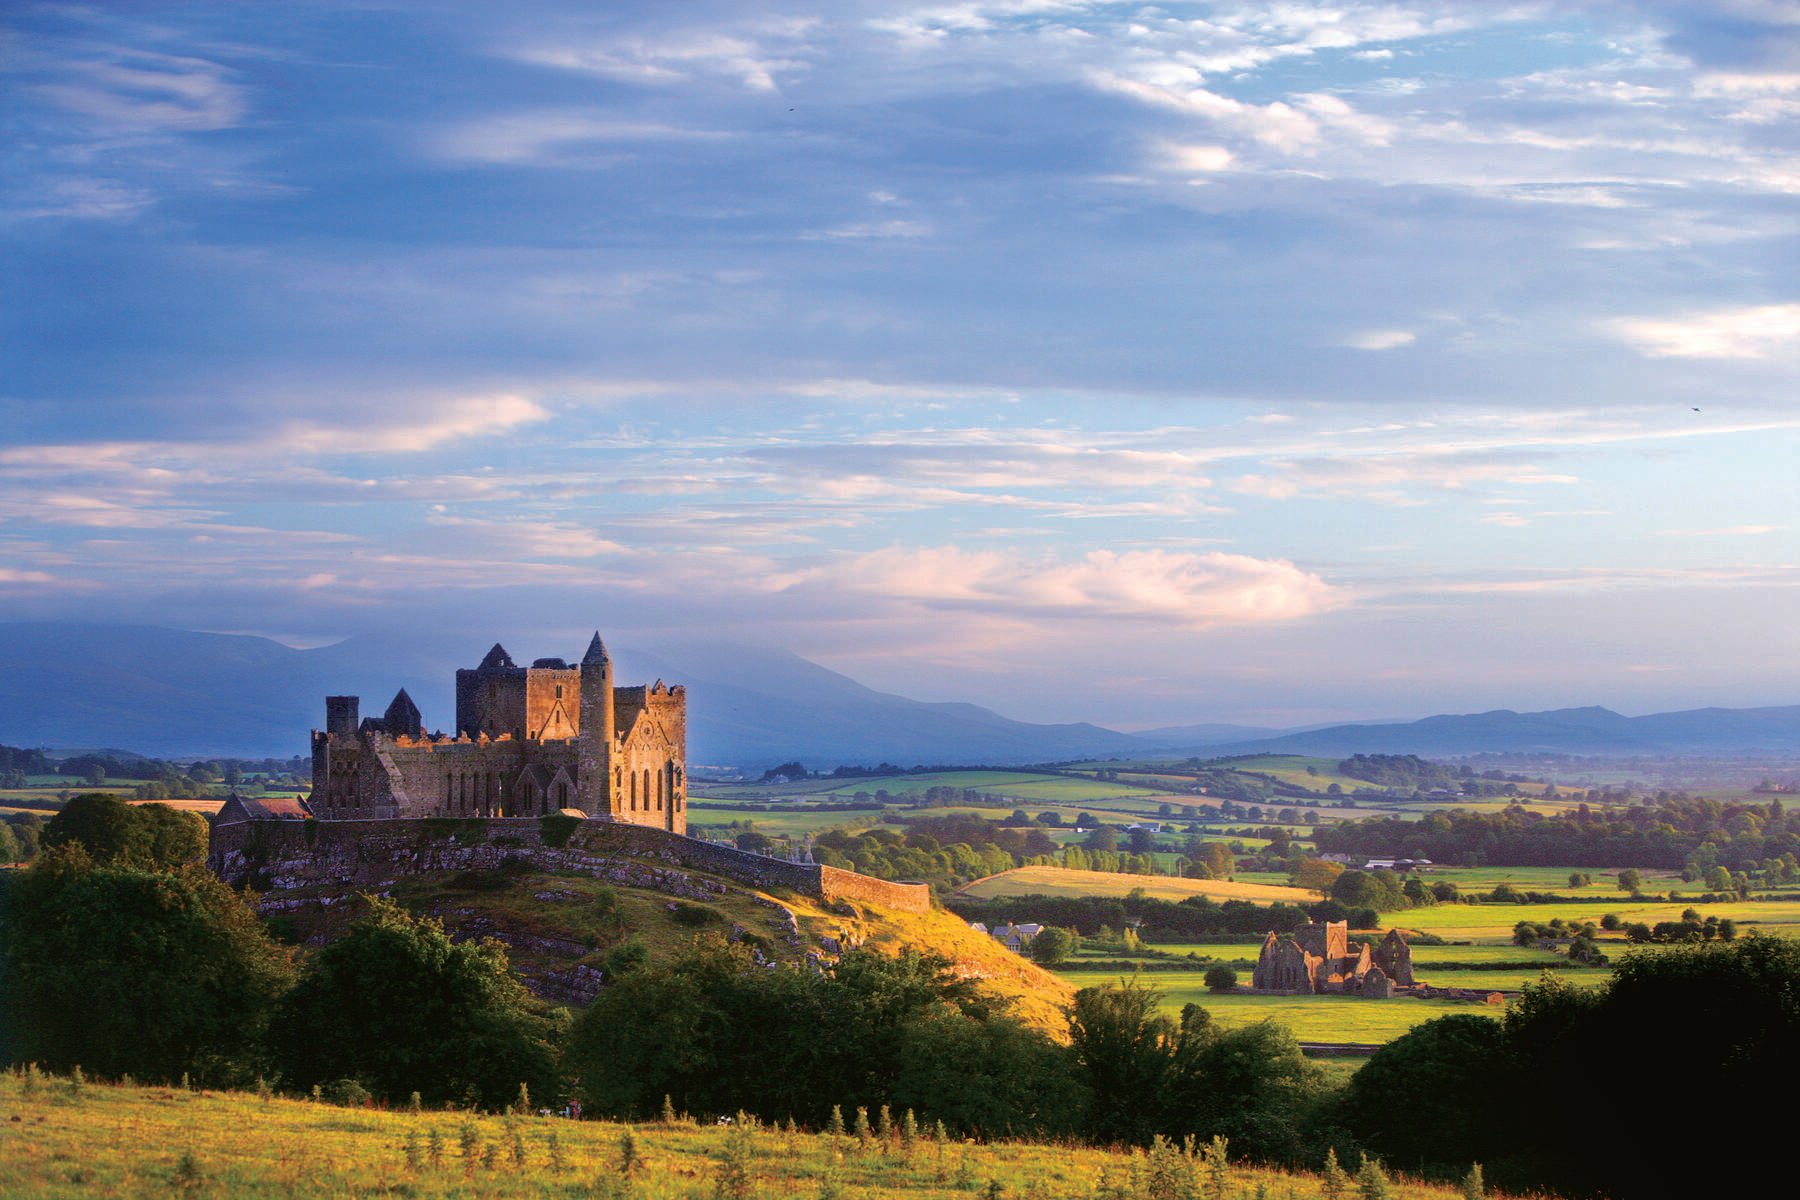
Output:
[[209, 817, 930, 914]]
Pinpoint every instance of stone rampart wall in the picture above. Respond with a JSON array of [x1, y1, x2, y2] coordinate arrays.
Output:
[[209, 817, 929, 914]]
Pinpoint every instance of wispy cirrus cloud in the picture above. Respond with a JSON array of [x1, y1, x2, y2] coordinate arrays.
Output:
[[436, 112, 729, 166]]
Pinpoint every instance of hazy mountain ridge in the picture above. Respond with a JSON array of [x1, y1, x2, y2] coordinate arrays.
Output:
[[0, 623, 1796, 767]]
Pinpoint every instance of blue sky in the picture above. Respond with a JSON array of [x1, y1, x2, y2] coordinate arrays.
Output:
[[2, 1, 1797, 728]]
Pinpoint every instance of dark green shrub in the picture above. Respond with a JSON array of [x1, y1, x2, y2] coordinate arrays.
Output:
[[672, 902, 722, 927]]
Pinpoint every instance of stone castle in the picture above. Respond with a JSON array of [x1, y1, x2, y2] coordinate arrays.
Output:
[[1251, 921, 1415, 999], [311, 634, 686, 832]]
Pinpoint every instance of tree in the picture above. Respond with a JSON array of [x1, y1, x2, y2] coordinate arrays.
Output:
[[1030, 927, 1074, 966], [1066, 979, 1179, 1145], [41, 794, 206, 869], [1178, 1021, 1322, 1164], [1331, 869, 1406, 913], [271, 897, 562, 1108], [0, 849, 294, 1082], [1291, 858, 1343, 896], [1343, 1015, 1508, 1175], [1203, 965, 1237, 993], [1616, 869, 1643, 895]]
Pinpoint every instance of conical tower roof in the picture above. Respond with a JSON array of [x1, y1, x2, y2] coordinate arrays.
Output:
[[582, 631, 609, 667]]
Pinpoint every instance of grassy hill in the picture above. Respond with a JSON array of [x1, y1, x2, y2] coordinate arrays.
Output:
[[0, 1071, 1484, 1199], [267, 855, 1077, 1038]]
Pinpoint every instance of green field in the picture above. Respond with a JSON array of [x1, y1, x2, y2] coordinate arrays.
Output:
[[686, 808, 880, 839], [1394, 898, 1800, 941], [0, 1073, 1478, 1200], [1405, 944, 1567, 965], [959, 866, 1315, 904], [1398, 866, 1683, 894], [1113, 984, 1503, 1042]]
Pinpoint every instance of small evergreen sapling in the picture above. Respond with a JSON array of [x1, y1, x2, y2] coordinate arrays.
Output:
[[1203, 1135, 1232, 1197], [1321, 1148, 1350, 1200], [853, 1105, 873, 1150], [1462, 1163, 1485, 1200], [827, 1105, 846, 1136], [713, 1113, 758, 1200], [1356, 1155, 1390, 1200]]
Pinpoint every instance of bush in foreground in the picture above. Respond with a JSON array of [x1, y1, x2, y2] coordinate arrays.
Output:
[[270, 897, 564, 1109]]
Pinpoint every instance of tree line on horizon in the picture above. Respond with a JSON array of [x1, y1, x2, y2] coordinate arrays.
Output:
[[1314, 794, 1800, 875]]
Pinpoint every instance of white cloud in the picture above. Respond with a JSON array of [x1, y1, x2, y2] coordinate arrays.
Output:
[[803, 219, 934, 240], [1164, 142, 1236, 172], [1604, 304, 1800, 359], [769, 546, 1341, 628], [1342, 329, 1416, 351], [512, 27, 814, 92], [425, 515, 630, 559], [280, 393, 551, 455]]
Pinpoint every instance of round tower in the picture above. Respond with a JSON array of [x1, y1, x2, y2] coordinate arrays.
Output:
[[577, 632, 615, 816]]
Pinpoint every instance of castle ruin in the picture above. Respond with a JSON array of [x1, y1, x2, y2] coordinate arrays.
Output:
[[311, 634, 686, 832], [1251, 922, 1415, 998]]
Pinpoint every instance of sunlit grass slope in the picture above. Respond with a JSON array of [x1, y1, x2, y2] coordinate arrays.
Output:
[[0, 1072, 1489, 1200], [282, 863, 1079, 1040]]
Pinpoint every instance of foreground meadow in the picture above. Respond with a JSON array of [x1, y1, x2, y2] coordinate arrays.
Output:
[[0, 1072, 1490, 1200]]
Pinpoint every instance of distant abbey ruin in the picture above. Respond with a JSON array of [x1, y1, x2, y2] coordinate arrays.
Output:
[[1251, 921, 1415, 998], [310, 634, 687, 833]]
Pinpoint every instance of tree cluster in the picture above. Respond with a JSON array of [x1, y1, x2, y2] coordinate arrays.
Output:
[[0, 806, 559, 1111], [0, 742, 51, 778], [810, 815, 1063, 888], [1342, 936, 1800, 1197]]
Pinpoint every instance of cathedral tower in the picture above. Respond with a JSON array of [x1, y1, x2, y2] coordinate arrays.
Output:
[[577, 631, 615, 816]]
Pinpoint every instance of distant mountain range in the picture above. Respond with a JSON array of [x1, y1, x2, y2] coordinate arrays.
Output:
[[1, 622, 1797, 768]]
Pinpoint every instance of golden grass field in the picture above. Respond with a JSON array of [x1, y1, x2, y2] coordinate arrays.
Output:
[[0, 1071, 1491, 1200], [957, 866, 1316, 905]]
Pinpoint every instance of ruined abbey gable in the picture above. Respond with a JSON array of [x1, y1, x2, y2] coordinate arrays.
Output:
[[311, 634, 687, 834], [1251, 922, 1416, 999]]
